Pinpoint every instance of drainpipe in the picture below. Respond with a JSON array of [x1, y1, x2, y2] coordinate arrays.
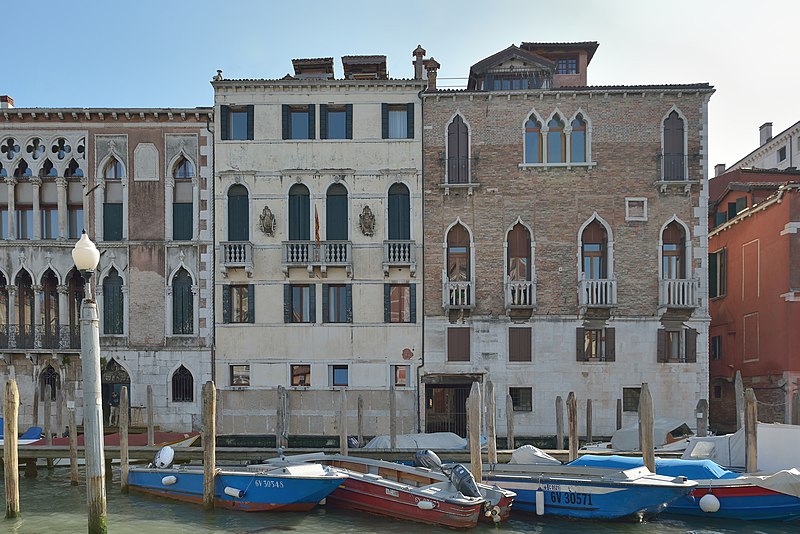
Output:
[[206, 111, 216, 384], [415, 85, 426, 434]]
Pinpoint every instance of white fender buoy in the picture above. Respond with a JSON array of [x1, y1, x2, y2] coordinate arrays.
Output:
[[161, 475, 177, 486], [224, 486, 245, 499], [699, 493, 720, 513], [417, 500, 436, 510], [535, 490, 545, 516]]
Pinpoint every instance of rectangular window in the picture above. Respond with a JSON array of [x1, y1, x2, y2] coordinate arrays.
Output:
[[556, 57, 578, 74], [291, 364, 311, 387], [709, 248, 727, 298], [68, 205, 83, 239], [230, 110, 248, 140], [509, 387, 533, 411], [329, 364, 348, 387], [230, 364, 250, 386], [713, 385, 723, 400], [103, 202, 123, 241], [173, 203, 193, 240], [622, 387, 641, 412], [393, 365, 409, 387], [40, 206, 58, 239], [324, 284, 349, 323], [382, 103, 414, 140], [389, 284, 411, 323], [0, 207, 7, 239], [447, 327, 470, 362], [710, 335, 722, 361], [283, 104, 315, 140], [220, 105, 254, 141], [666, 330, 682, 361], [225, 285, 251, 323], [509, 327, 532, 362], [585, 328, 605, 360], [15, 207, 32, 240], [778, 146, 787, 162], [321, 104, 352, 140], [291, 284, 312, 323]]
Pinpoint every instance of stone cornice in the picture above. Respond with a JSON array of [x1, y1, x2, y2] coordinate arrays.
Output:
[[2, 108, 213, 124]]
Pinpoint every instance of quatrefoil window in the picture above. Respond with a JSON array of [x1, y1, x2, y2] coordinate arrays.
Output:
[[77, 138, 85, 157], [52, 138, 71, 160], [2, 138, 20, 160], [26, 138, 45, 160]]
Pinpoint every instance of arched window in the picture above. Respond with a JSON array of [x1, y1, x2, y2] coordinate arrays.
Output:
[[41, 270, 59, 348], [171, 365, 194, 402], [507, 223, 531, 281], [547, 117, 565, 163], [524, 118, 542, 163], [173, 156, 194, 179], [103, 268, 124, 335], [662, 222, 686, 279], [387, 183, 410, 240], [447, 224, 470, 281], [0, 162, 6, 177], [288, 184, 310, 241], [581, 221, 607, 279], [0, 273, 8, 332], [67, 269, 84, 347], [227, 184, 249, 241], [65, 159, 83, 178], [16, 270, 34, 348], [103, 157, 124, 180], [40, 365, 59, 401], [326, 184, 348, 241], [571, 115, 586, 163], [40, 159, 57, 178], [14, 160, 31, 178], [172, 268, 193, 335], [447, 115, 469, 184], [663, 110, 685, 181], [103, 157, 124, 241]]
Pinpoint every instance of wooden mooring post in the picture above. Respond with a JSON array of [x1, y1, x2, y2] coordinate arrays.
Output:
[[555, 395, 564, 449], [146, 384, 154, 446], [389, 384, 397, 451], [4, 380, 20, 518], [276, 386, 287, 449], [696, 398, 709, 437], [567, 392, 578, 462], [68, 386, 79, 486], [467, 382, 482, 482], [120, 386, 130, 494], [339, 389, 348, 456], [616, 398, 622, 430], [202, 381, 216, 511], [486, 381, 497, 464], [357, 395, 364, 448], [44, 385, 53, 470], [745, 388, 758, 473], [735, 370, 744, 430], [505, 394, 515, 450], [638, 383, 655, 472], [586, 398, 593, 444]]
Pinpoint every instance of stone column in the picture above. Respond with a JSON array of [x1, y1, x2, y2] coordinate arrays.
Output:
[[57, 284, 69, 348], [564, 126, 572, 165], [165, 285, 173, 337], [191, 285, 199, 335], [192, 176, 200, 239], [164, 177, 174, 240], [31, 177, 42, 240], [541, 128, 549, 164], [121, 285, 129, 336], [121, 177, 128, 240], [56, 177, 68, 240], [33, 284, 42, 348], [7, 286, 17, 346], [5, 177, 17, 240]]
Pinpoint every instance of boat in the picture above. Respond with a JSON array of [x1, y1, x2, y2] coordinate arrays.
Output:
[[0, 424, 42, 446], [483, 459, 697, 520], [580, 417, 693, 453], [266, 451, 515, 528], [127, 446, 347, 512], [570, 454, 800, 521], [683, 423, 800, 473]]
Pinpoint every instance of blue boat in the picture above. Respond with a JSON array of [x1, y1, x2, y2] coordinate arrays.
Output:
[[128, 461, 347, 512], [570, 455, 800, 521], [483, 462, 696, 520]]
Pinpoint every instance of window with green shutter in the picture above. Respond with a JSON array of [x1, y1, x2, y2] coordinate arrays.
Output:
[[227, 185, 249, 241], [326, 184, 348, 240], [172, 268, 193, 334], [387, 183, 410, 240], [173, 203, 193, 241], [289, 184, 310, 241], [103, 203, 123, 241], [103, 269, 124, 334]]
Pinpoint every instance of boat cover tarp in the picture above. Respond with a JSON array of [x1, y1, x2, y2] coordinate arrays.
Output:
[[509, 445, 562, 465], [610, 417, 692, 451], [739, 469, 800, 498], [569, 454, 740, 480], [681, 427, 745, 470], [363, 432, 486, 450]]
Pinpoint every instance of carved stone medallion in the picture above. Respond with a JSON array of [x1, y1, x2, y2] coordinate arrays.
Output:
[[359, 205, 375, 237], [259, 205, 276, 236]]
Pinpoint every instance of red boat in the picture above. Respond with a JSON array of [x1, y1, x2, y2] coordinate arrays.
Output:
[[29, 431, 199, 448], [269, 452, 514, 528]]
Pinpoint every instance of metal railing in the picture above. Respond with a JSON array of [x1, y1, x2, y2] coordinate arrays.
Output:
[[282, 241, 352, 272], [41, 326, 60, 349], [658, 153, 688, 181], [579, 277, 617, 307], [0, 324, 81, 350], [383, 240, 416, 274], [443, 278, 474, 309], [505, 279, 536, 308], [220, 241, 253, 272], [659, 278, 699, 308]]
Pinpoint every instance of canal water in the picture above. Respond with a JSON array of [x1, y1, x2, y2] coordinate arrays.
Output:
[[1, 467, 797, 533]]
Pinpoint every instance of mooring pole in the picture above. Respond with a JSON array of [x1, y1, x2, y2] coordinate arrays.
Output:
[[339, 389, 348, 456], [555, 395, 564, 450], [68, 385, 79, 486], [146, 384, 154, 446], [745, 388, 758, 473], [4, 380, 20, 518], [486, 380, 497, 464], [639, 383, 655, 472], [467, 382, 482, 482], [120, 386, 130, 494], [505, 393, 515, 451], [44, 384, 53, 470], [567, 392, 578, 462], [356, 395, 364, 448], [202, 381, 216, 511]]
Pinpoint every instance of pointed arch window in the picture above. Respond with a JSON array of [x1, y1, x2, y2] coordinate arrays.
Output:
[[547, 117, 566, 163], [40, 159, 57, 178], [173, 156, 195, 180], [103, 157, 124, 241], [387, 183, 410, 240], [581, 221, 607, 279], [14, 160, 32, 178], [40, 365, 59, 401], [103, 268, 124, 335], [65, 159, 83, 178], [172, 268, 193, 335], [172, 365, 194, 402], [326, 184, 348, 241], [524, 118, 542, 163], [0, 273, 8, 343], [447, 115, 469, 184], [227, 184, 249, 241], [173, 156, 194, 241], [507, 223, 531, 281], [103, 157, 124, 180], [662, 222, 686, 279], [663, 110, 685, 181], [16, 270, 34, 348], [67, 269, 84, 347], [41, 270, 59, 348], [288, 184, 310, 241], [571, 115, 586, 163], [447, 224, 470, 282]]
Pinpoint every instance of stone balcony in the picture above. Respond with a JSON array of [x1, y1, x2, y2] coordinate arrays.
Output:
[[282, 240, 352, 277], [659, 278, 700, 309], [383, 240, 416, 276], [505, 279, 536, 309], [579, 277, 617, 308], [220, 241, 253, 278], [443, 279, 474, 310]]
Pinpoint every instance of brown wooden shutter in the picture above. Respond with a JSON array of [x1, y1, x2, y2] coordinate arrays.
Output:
[[605, 327, 615, 362], [685, 327, 697, 363], [576, 327, 586, 361], [381, 103, 389, 139], [657, 329, 667, 362], [319, 104, 328, 140], [448, 328, 470, 362], [220, 105, 230, 140]]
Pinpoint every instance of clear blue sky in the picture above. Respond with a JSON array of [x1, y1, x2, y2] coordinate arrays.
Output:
[[4, 0, 798, 169]]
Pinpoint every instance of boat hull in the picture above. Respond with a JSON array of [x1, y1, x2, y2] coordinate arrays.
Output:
[[668, 485, 800, 521], [128, 468, 345, 512]]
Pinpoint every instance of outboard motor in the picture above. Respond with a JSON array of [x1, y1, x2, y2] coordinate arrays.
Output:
[[414, 449, 443, 471], [448, 463, 482, 498]]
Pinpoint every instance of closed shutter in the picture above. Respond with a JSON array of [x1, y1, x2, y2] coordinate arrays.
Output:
[[220, 105, 230, 140], [103, 203, 123, 241], [223, 286, 231, 324], [381, 103, 389, 139], [345, 284, 352, 323], [246, 105, 254, 140], [322, 284, 329, 323], [283, 285, 290, 323], [307, 104, 315, 140], [247, 284, 255, 323], [576, 327, 586, 361], [605, 327, 616, 362], [345, 104, 353, 139], [384, 284, 391, 323], [406, 103, 414, 139], [309, 285, 316, 323], [282, 105, 290, 139], [173, 203, 193, 240], [448, 328, 470, 362], [319, 104, 328, 140], [227, 193, 249, 241], [709, 252, 718, 298], [326, 192, 348, 240], [409, 284, 416, 323], [509, 328, 519, 361], [685, 327, 697, 363], [657, 329, 667, 362]]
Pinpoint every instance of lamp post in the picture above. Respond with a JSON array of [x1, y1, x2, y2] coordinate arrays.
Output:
[[72, 231, 107, 534]]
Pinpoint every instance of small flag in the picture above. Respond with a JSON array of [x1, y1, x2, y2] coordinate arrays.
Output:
[[314, 206, 320, 245]]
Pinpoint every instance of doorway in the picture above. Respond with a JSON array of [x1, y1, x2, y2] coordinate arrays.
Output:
[[425, 383, 471, 437]]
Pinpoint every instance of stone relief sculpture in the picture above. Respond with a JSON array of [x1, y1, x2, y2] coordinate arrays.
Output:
[[259, 205, 276, 236], [359, 205, 375, 237]]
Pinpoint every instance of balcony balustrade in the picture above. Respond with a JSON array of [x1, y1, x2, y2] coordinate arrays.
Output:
[[505, 279, 536, 309], [0, 324, 80, 350], [659, 278, 699, 309], [220, 241, 253, 277], [579, 277, 617, 308], [282, 240, 352, 276], [383, 240, 417, 276], [443, 279, 474, 309]]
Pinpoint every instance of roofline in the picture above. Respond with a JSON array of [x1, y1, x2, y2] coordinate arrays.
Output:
[[727, 119, 800, 170], [212, 79, 426, 88], [0, 107, 212, 113], [709, 183, 800, 237], [520, 41, 600, 63], [424, 83, 714, 96]]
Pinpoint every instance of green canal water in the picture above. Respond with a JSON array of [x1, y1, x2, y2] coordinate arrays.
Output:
[[1, 467, 798, 533]]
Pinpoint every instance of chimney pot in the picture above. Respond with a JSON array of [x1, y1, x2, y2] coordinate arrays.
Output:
[[0, 95, 14, 109], [424, 58, 440, 92], [714, 163, 726, 177], [759, 122, 773, 146]]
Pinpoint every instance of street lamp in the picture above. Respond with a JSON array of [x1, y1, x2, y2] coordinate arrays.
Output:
[[72, 231, 107, 534]]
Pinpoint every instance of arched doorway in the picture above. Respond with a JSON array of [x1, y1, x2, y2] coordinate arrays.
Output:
[[101, 358, 130, 426]]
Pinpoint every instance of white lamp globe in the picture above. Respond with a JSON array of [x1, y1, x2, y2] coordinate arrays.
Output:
[[72, 231, 100, 272]]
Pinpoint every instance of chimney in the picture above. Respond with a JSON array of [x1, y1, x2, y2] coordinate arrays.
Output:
[[714, 163, 726, 177], [412, 45, 426, 80], [0, 95, 14, 109], [759, 122, 773, 146], [424, 58, 440, 91]]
